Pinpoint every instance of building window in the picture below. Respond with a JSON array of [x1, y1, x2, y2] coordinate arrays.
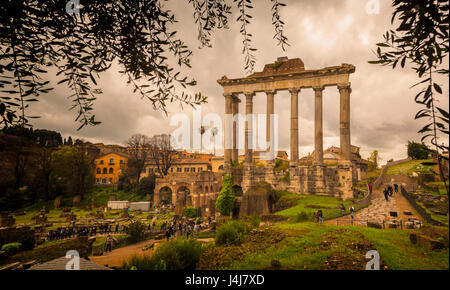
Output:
[[120, 159, 124, 164], [170, 168, 174, 172], [102, 168, 107, 174], [102, 178, 107, 184], [100, 160, 104, 165], [97, 168, 101, 174], [191, 168, 195, 172], [198, 167, 203, 172], [177, 167, 182, 172], [184, 168, 189, 172], [108, 178, 112, 183], [109, 158, 115, 165], [109, 168, 114, 174]]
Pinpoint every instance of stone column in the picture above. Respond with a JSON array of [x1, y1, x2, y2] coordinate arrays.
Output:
[[289, 88, 300, 166], [244, 92, 255, 166], [338, 83, 352, 161], [231, 96, 240, 162], [224, 94, 233, 170], [266, 90, 276, 161], [313, 86, 324, 165]]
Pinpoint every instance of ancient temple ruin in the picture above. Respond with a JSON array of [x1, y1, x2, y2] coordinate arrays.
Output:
[[218, 57, 356, 202]]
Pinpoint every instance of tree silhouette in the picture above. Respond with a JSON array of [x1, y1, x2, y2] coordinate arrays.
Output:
[[369, 0, 449, 197], [0, 0, 288, 130]]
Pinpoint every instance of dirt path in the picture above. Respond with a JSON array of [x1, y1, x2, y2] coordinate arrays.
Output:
[[325, 189, 421, 227], [89, 239, 159, 269]]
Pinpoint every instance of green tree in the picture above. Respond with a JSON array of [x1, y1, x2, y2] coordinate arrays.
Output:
[[370, 0, 449, 196], [51, 146, 94, 199], [126, 134, 151, 183], [407, 141, 430, 160], [182, 206, 198, 218], [367, 150, 379, 172], [216, 174, 236, 216], [138, 175, 156, 197], [127, 220, 147, 243], [0, 0, 288, 130]]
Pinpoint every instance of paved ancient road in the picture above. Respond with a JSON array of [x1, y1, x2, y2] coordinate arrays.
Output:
[[325, 189, 421, 227], [89, 239, 159, 269]]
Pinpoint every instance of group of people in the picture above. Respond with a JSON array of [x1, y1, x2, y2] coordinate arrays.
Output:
[[45, 223, 127, 241], [383, 183, 399, 201], [162, 216, 215, 240]]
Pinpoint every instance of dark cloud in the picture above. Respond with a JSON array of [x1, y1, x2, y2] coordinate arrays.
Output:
[[29, 0, 448, 163]]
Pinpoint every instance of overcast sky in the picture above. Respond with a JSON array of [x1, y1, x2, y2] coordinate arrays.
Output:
[[29, 0, 449, 164]]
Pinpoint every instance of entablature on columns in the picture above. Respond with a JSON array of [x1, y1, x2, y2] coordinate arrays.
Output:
[[218, 63, 355, 95]]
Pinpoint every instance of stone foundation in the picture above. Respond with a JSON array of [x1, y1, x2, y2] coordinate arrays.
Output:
[[240, 162, 354, 200]]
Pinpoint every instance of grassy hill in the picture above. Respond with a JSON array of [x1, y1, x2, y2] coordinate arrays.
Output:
[[198, 222, 449, 270], [385, 159, 435, 175]]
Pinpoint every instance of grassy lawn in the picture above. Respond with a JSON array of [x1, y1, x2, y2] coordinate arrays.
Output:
[[200, 222, 449, 270], [352, 226, 449, 270], [385, 159, 434, 175], [275, 194, 353, 220]]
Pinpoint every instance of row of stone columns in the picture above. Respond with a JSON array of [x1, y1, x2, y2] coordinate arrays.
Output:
[[223, 83, 352, 168]]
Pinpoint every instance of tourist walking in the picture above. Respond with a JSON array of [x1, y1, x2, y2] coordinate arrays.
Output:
[[105, 235, 113, 252], [349, 206, 355, 225], [368, 183, 373, 194], [387, 185, 393, 197], [340, 204, 346, 216], [383, 188, 389, 201], [394, 183, 398, 193], [317, 210, 323, 224]]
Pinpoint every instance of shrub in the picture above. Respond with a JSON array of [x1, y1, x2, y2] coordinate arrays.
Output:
[[152, 238, 202, 270], [294, 211, 311, 222], [215, 220, 249, 246], [127, 220, 146, 242], [248, 214, 260, 228], [123, 238, 202, 270], [182, 206, 198, 218], [1, 242, 22, 256]]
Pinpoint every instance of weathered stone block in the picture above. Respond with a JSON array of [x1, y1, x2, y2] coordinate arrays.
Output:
[[416, 234, 444, 250], [367, 221, 382, 229]]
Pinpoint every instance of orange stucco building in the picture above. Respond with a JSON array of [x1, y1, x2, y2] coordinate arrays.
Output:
[[94, 152, 128, 184]]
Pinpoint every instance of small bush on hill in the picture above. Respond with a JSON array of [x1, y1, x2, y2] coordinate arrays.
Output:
[[1, 242, 22, 256], [248, 214, 260, 228], [123, 238, 202, 270], [127, 220, 146, 242], [215, 220, 249, 246], [294, 211, 312, 222], [182, 206, 198, 218]]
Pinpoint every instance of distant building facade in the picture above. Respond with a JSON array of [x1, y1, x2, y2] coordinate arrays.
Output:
[[94, 152, 128, 184]]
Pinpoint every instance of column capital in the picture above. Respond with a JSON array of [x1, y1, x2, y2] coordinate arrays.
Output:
[[313, 86, 325, 92], [337, 83, 352, 92], [265, 90, 277, 95], [288, 87, 301, 94], [224, 93, 234, 99], [231, 95, 241, 103], [244, 91, 255, 98]]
